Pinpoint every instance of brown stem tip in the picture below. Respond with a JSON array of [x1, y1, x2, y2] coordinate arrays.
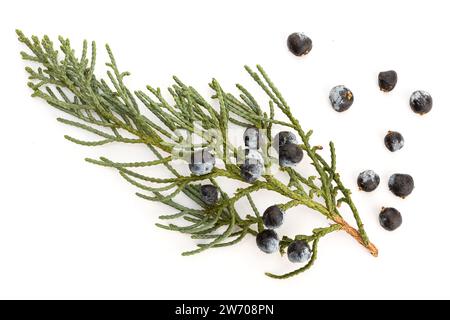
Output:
[[334, 215, 379, 257]]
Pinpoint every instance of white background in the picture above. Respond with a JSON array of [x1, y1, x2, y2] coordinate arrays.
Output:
[[1, 0, 449, 299]]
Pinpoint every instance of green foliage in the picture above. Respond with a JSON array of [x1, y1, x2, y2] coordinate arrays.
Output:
[[17, 30, 377, 279]]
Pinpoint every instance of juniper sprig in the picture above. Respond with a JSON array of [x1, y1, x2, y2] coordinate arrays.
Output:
[[16, 30, 377, 279]]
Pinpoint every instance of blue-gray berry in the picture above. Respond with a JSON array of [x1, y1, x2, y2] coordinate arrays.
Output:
[[189, 149, 215, 176], [357, 170, 380, 192], [239, 149, 264, 183], [244, 149, 264, 163], [273, 131, 298, 153], [384, 131, 404, 152], [329, 85, 354, 112], [200, 184, 219, 205], [410, 90, 432, 115], [244, 127, 261, 150], [379, 207, 402, 231], [279, 143, 303, 167], [388, 173, 414, 198], [287, 240, 312, 263], [262, 205, 284, 229], [256, 229, 279, 254]]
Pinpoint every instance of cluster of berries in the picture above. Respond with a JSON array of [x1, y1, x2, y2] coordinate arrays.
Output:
[[356, 71, 430, 231], [288, 32, 432, 232], [186, 32, 432, 262], [240, 128, 304, 182], [257, 205, 311, 263], [357, 171, 414, 231], [245, 130, 310, 261], [189, 126, 309, 261]]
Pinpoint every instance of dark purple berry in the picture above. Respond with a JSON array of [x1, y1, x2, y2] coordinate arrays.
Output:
[[244, 127, 261, 150], [329, 85, 354, 112], [410, 90, 432, 115], [388, 173, 414, 198], [357, 170, 380, 192], [287, 240, 312, 263], [384, 131, 404, 152], [287, 33, 312, 57], [273, 131, 298, 153], [189, 149, 215, 176], [378, 70, 397, 92], [200, 184, 219, 205], [262, 205, 284, 229], [379, 207, 402, 231], [256, 229, 279, 254], [279, 143, 303, 167], [240, 156, 263, 183]]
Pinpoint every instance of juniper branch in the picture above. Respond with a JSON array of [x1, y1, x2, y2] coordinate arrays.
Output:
[[17, 30, 377, 280]]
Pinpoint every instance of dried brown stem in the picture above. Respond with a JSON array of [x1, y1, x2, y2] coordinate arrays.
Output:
[[333, 215, 378, 257]]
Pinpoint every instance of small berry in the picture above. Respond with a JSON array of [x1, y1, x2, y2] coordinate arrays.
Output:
[[243, 127, 261, 150], [287, 33, 312, 57], [378, 70, 397, 92], [388, 173, 414, 198], [329, 85, 354, 112], [262, 205, 284, 229], [287, 240, 312, 263], [273, 131, 298, 153], [410, 90, 432, 115], [189, 149, 215, 176], [240, 157, 263, 183], [200, 184, 219, 205], [384, 131, 404, 152], [279, 143, 303, 167], [236, 148, 263, 165], [357, 170, 380, 192], [244, 148, 264, 163], [379, 207, 402, 231], [256, 229, 279, 254]]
